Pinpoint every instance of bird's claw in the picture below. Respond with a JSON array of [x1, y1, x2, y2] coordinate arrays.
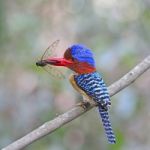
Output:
[[76, 102, 91, 109]]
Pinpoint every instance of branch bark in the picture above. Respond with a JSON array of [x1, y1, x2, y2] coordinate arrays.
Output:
[[2, 55, 150, 150]]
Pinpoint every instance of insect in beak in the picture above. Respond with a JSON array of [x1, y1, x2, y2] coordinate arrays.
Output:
[[36, 60, 47, 67]]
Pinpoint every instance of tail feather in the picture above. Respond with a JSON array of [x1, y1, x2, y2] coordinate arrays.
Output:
[[98, 107, 116, 144]]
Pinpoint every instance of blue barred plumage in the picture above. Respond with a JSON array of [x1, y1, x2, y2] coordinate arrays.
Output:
[[74, 72, 116, 144], [99, 108, 116, 144]]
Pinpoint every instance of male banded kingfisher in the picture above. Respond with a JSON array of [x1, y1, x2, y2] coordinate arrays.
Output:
[[36, 44, 116, 144]]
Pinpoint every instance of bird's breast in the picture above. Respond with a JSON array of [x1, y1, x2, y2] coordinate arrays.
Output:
[[69, 74, 92, 101]]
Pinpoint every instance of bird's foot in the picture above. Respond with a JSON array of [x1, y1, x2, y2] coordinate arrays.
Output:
[[76, 101, 91, 109]]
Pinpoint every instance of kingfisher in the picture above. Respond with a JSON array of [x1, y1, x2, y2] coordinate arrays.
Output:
[[36, 44, 116, 144]]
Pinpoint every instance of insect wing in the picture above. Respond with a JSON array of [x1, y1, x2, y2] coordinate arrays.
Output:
[[39, 40, 65, 79], [41, 40, 60, 61], [43, 65, 65, 80]]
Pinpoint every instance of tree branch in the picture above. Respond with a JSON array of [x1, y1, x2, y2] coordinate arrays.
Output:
[[2, 55, 150, 150]]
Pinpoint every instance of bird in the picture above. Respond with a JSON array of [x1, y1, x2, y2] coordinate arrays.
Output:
[[36, 44, 116, 144]]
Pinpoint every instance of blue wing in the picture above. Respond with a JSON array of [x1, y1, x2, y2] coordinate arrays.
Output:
[[74, 72, 111, 109]]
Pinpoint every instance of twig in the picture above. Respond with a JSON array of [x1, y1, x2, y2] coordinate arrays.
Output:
[[2, 55, 150, 150]]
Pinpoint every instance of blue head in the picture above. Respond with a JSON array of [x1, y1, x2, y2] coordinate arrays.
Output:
[[62, 44, 96, 74], [70, 44, 96, 67]]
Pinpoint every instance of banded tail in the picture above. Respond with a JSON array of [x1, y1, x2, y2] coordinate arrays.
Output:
[[98, 107, 116, 144]]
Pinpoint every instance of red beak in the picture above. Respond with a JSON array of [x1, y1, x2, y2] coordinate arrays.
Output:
[[46, 57, 73, 67]]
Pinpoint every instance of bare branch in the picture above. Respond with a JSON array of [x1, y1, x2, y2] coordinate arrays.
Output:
[[2, 55, 150, 150]]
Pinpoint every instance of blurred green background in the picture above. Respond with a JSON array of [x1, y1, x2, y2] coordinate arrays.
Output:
[[0, 0, 150, 150]]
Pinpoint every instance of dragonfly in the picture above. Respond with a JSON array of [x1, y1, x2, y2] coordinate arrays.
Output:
[[36, 40, 65, 79]]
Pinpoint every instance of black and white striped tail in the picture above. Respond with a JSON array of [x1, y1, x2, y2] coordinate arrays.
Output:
[[98, 107, 116, 144]]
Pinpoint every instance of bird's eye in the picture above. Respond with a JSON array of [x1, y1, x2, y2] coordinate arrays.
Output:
[[71, 57, 75, 61], [64, 48, 71, 59]]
